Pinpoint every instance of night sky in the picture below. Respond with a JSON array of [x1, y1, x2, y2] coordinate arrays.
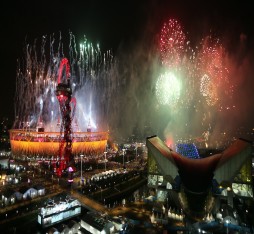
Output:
[[1, 0, 254, 141]]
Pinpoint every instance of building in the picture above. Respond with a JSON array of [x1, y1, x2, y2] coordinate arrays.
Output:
[[80, 211, 115, 234], [38, 196, 81, 228], [146, 135, 253, 221]]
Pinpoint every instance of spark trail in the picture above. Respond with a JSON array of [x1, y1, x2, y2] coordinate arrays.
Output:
[[14, 32, 116, 133]]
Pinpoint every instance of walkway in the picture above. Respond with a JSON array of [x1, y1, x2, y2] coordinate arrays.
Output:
[[70, 189, 109, 214]]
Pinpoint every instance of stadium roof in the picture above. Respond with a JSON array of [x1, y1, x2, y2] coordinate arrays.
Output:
[[146, 136, 252, 193]]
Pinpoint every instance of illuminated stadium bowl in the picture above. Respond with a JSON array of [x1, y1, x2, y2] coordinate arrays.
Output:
[[9, 129, 108, 159]]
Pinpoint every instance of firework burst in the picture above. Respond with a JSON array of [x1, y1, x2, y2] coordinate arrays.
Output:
[[155, 71, 182, 106], [197, 35, 231, 106], [157, 18, 196, 108], [14, 32, 116, 132], [159, 18, 186, 69]]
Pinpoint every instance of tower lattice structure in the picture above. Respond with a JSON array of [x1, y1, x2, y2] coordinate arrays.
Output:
[[55, 58, 76, 177]]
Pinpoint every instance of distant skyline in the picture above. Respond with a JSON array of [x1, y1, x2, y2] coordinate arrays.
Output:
[[1, 1, 254, 143]]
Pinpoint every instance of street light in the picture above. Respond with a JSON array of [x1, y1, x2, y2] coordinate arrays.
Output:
[[122, 148, 126, 168], [135, 142, 138, 159], [104, 151, 107, 171], [225, 220, 229, 234], [99, 185, 102, 201], [80, 154, 84, 185]]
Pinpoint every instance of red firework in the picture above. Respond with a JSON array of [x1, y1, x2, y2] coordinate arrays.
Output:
[[197, 36, 231, 106], [159, 18, 186, 68]]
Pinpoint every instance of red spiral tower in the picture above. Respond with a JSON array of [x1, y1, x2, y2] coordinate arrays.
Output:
[[55, 58, 76, 177]]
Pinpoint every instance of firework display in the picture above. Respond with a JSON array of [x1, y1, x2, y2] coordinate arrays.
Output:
[[11, 33, 111, 160], [197, 36, 232, 106], [10, 17, 241, 156], [156, 19, 195, 108], [155, 71, 181, 106], [154, 18, 238, 148], [159, 18, 186, 68], [156, 18, 232, 110], [13, 32, 115, 132]]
